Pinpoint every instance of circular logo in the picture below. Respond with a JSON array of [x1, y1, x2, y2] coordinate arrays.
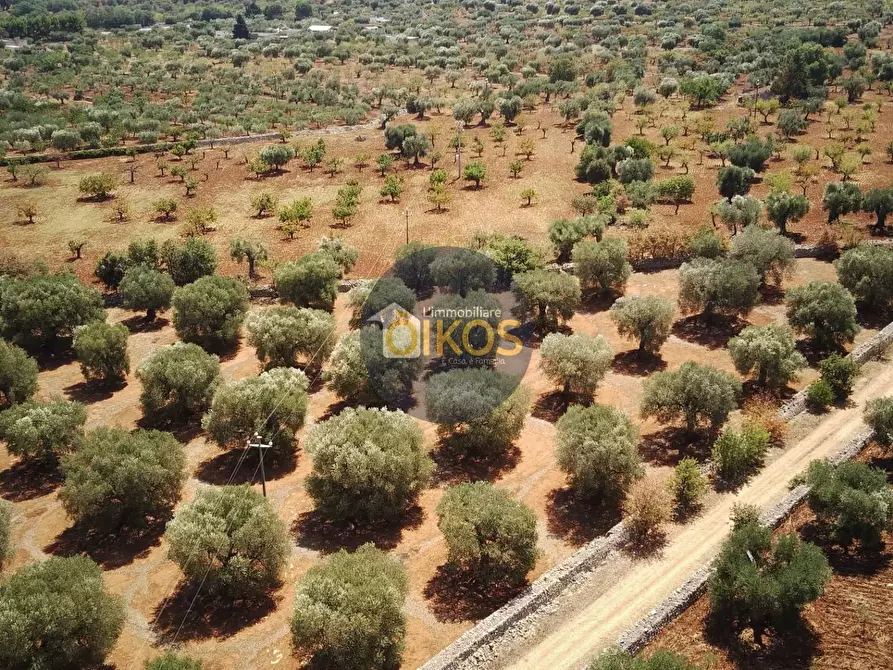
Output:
[[358, 246, 532, 422]]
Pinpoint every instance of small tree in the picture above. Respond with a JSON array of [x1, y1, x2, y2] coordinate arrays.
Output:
[[430, 248, 496, 296], [438, 481, 538, 582], [73, 321, 129, 384], [835, 245, 893, 311], [380, 174, 405, 202], [539, 332, 613, 396], [0, 398, 86, 463], [764, 190, 810, 235], [161, 237, 217, 286], [520, 187, 538, 207], [711, 423, 771, 481], [94, 251, 128, 291], [864, 396, 893, 444], [278, 197, 314, 236], [229, 238, 269, 278], [716, 165, 754, 201], [60, 427, 186, 526], [246, 306, 336, 370], [203, 367, 308, 451], [671, 458, 708, 514], [512, 269, 581, 332], [0, 339, 38, 408], [729, 325, 806, 388], [305, 407, 433, 522], [609, 295, 675, 355], [165, 485, 289, 598], [572, 238, 632, 295], [274, 252, 341, 310], [78, 172, 118, 200], [291, 544, 408, 670], [136, 343, 220, 419], [317, 236, 359, 275], [642, 361, 741, 433], [16, 200, 37, 224], [728, 225, 795, 286], [549, 216, 604, 262], [251, 191, 278, 217], [258, 144, 295, 172], [623, 475, 673, 543], [822, 181, 862, 223], [0, 556, 124, 669], [462, 160, 487, 188], [120, 265, 175, 321], [678, 258, 760, 319], [556, 403, 642, 500], [785, 281, 859, 349], [172, 276, 248, 351]]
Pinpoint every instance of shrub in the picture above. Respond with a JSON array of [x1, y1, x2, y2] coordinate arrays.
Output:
[[247, 306, 336, 370], [0, 339, 38, 407], [0, 273, 105, 348], [728, 325, 806, 389], [136, 343, 220, 419], [437, 481, 538, 582], [94, 251, 128, 291], [835, 244, 893, 311], [785, 281, 859, 349], [305, 407, 433, 522], [426, 369, 529, 455], [145, 652, 203, 670], [291, 544, 407, 670], [60, 427, 186, 526], [806, 379, 835, 411], [317, 236, 359, 275], [0, 556, 124, 669], [274, 253, 341, 310], [709, 518, 830, 645], [678, 258, 760, 318], [172, 275, 249, 351], [728, 225, 795, 286], [573, 238, 632, 294], [864, 396, 893, 444], [728, 136, 773, 172], [642, 361, 741, 433], [609, 295, 675, 354], [818, 354, 858, 400], [711, 423, 771, 481], [623, 475, 673, 542], [120, 265, 175, 320], [161, 237, 217, 286], [78, 172, 118, 199], [556, 403, 642, 500], [540, 332, 613, 396], [588, 650, 698, 670], [203, 367, 308, 451], [72, 321, 129, 384], [512, 270, 581, 332], [0, 398, 86, 462], [716, 165, 754, 201], [430, 248, 495, 296], [0, 499, 10, 568], [671, 458, 708, 514], [165, 485, 289, 598]]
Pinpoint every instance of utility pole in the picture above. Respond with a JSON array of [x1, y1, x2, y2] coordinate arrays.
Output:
[[402, 207, 409, 244], [248, 432, 273, 497]]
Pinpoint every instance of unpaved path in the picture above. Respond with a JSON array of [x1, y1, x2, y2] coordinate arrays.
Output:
[[500, 360, 893, 670]]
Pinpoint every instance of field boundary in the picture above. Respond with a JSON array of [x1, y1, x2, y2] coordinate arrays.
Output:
[[418, 318, 893, 670]]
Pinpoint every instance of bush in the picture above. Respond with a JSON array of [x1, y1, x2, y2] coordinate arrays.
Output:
[[609, 295, 675, 354], [161, 237, 217, 286], [711, 423, 770, 481], [556, 403, 642, 500], [512, 269, 581, 332], [671, 458, 708, 514], [0, 273, 105, 348], [172, 275, 249, 351], [72, 321, 129, 384], [394, 242, 435, 291], [247, 306, 336, 370], [0, 556, 124, 669], [549, 216, 603, 262], [588, 649, 698, 670], [0, 499, 10, 568], [305, 407, 433, 521], [0, 339, 38, 407], [540, 332, 613, 396], [426, 369, 529, 455], [60, 427, 186, 526], [120, 265, 175, 321], [728, 325, 806, 388], [678, 258, 760, 318], [437, 481, 538, 582], [572, 238, 632, 295], [349, 277, 416, 327], [818, 354, 858, 400], [623, 475, 673, 542], [274, 252, 341, 310], [835, 244, 893, 311], [728, 136, 773, 173], [165, 485, 289, 598], [0, 398, 86, 463], [807, 460, 893, 549], [642, 362, 741, 433], [864, 396, 893, 444], [78, 172, 118, 199], [728, 225, 795, 286], [145, 652, 203, 670], [94, 251, 128, 291], [785, 281, 859, 349], [430, 248, 496, 296], [136, 342, 220, 419], [709, 518, 830, 645], [291, 544, 407, 670], [806, 379, 835, 411], [203, 367, 308, 451]]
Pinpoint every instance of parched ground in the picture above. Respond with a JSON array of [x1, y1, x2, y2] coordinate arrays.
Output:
[[644, 441, 893, 670]]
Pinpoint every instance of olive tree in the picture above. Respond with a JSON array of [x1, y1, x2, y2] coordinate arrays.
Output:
[[539, 332, 613, 396], [172, 276, 249, 351], [430, 248, 495, 297], [728, 325, 806, 388], [764, 190, 810, 235], [202, 367, 308, 451], [678, 258, 760, 319], [0, 398, 86, 463], [120, 265, 175, 321], [437, 481, 538, 582], [60, 428, 186, 527], [641, 361, 741, 433], [165, 485, 289, 598], [274, 252, 341, 310], [0, 499, 10, 568], [349, 277, 416, 327], [246, 307, 336, 370], [0, 556, 124, 669], [835, 244, 893, 311], [0, 339, 38, 407], [864, 396, 893, 444], [305, 407, 433, 521], [161, 237, 217, 286], [728, 225, 795, 286], [394, 242, 435, 292], [73, 321, 129, 384], [785, 281, 859, 349], [572, 238, 632, 295], [512, 270, 581, 332], [549, 215, 605, 262], [291, 544, 407, 670], [136, 343, 220, 419], [556, 403, 642, 500], [609, 295, 675, 355], [317, 235, 359, 275]]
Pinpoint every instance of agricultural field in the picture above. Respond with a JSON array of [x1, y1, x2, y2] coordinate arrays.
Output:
[[1, 0, 893, 670]]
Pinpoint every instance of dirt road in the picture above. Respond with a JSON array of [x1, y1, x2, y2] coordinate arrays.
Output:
[[501, 360, 893, 670]]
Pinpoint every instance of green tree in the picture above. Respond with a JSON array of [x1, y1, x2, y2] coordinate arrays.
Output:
[[278, 197, 314, 237], [671, 458, 708, 514], [729, 325, 806, 388], [642, 361, 741, 433], [572, 238, 632, 295], [72, 320, 129, 384], [258, 143, 295, 171], [588, 650, 698, 670], [172, 276, 248, 351], [728, 225, 795, 287], [822, 181, 862, 223], [865, 396, 893, 444], [229, 238, 269, 278], [609, 295, 675, 354], [0, 398, 86, 463], [512, 269, 581, 332], [716, 165, 754, 201], [711, 423, 771, 481], [274, 252, 341, 310], [835, 245, 893, 311], [678, 258, 760, 319], [136, 343, 220, 420], [145, 652, 203, 670], [539, 332, 613, 396], [862, 188, 893, 232], [463, 160, 487, 188], [78, 172, 117, 199], [549, 216, 605, 262], [120, 265, 175, 321], [785, 281, 859, 349], [251, 192, 278, 218], [161, 237, 217, 286], [0, 499, 10, 568], [394, 242, 436, 292], [0, 339, 38, 407], [246, 306, 336, 370], [764, 191, 810, 235], [317, 236, 359, 276], [430, 248, 496, 297]]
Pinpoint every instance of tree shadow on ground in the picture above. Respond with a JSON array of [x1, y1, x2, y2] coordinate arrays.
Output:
[[611, 350, 667, 377], [856, 307, 892, 331], [63, 378, 126, 405], [136, 414, 205, 444], [704, 611, 819, 670], [194, 444, 297, 485], [759, 283, 786, 306], [578, 291, 617, 315], [639, 427, 714, 467], [870, 453, 893, 484], [423, 562, 527, 623], [430, 438, 521, 486], [152, 583, 279, 644], [795, 339, 845, 368], [797, 520, 892, 576], [121, 314, 170, 333], [671, 314, 747, 349], [532, 389, 589, 423], [546, 487, 622, 547], [33, 346, 77, 372], [0, 459, 63, 501], [293, 504, 424, 553], [45, 515, 169, 569], [740, 380, 797, 405], [621, 528, 669, 559]]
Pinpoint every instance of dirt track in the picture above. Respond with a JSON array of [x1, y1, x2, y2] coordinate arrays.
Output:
[[499, 359, 893, 670]]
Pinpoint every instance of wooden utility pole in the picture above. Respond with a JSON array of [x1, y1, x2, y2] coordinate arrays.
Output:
[[248, 432, 273, 497]]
